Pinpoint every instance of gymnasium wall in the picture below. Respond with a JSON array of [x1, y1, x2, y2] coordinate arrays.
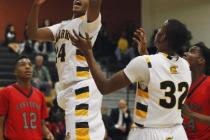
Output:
[[0, 0, 141, 42], [142, 0, 210, 47]]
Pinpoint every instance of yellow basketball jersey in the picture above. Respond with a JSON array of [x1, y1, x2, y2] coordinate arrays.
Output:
[[134, 53, 191, 127], [48, 15, 101, 88]]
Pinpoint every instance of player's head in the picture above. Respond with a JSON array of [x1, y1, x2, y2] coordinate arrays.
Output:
[[35, 54, 44, 67], [72, 0, 89, 18], [118, 99, 127, 110], [184, 42, 210, 74], [155, 19, 191, 55], [14, 56, 33, 80]]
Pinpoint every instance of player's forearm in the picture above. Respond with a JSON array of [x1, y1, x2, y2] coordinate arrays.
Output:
[[84, 51, 112, 94], [27, 2, 40, 39], [87, 0, 102, 22], [0, 117, 4, 140], [191, 112, 210, 125], [42, 124, 50, 136], [41, 121, 54, 140], [0, 128, 3, 140], [0, 133, 4, 140]]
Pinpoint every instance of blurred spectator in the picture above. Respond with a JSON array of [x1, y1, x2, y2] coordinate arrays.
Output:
[[116, 31, 129, 56], [4, 24, 20, 54], [21, 40, 34, 56], [34, 41, 47, 56], [47, 99, 65, 140], [115, 31, 129, 69], [32, 54, 52, 96], [4, 24, 16, 45], [109, 99, 132, 140]]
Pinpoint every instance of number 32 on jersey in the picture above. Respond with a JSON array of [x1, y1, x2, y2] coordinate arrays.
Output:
[[159, 81, 189, 109]]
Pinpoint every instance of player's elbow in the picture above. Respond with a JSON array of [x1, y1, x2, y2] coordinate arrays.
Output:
[[98, 85, 112, 95], [100, 89, 110, 95], [28, 30, 37, 40]]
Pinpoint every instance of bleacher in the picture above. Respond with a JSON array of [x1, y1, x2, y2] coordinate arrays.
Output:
[[0, 46, 17, 87], [102, 87, 135, 115], [0, 45, 58, 90]]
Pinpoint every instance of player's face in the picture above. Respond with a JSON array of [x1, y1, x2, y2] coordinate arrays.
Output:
[[154, 22, 167, 50], [72, 0, 89, 17], [15, 58, 33, 80], [184, 46, 204, 69]]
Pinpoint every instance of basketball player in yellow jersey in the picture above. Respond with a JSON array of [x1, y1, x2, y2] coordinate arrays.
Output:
[[69, 19, 192, 140], [27, 0, 104, 140]]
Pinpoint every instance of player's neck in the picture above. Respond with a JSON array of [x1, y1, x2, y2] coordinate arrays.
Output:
[[192, 68, 205, 83], [17, 80, 32, 89], [158, 46, 176, 56], [72, 13, 85, 19]]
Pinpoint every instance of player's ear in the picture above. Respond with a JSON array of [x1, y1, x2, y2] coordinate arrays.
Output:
[[198, 57, 205, 65], [159, 33, 166, 43]]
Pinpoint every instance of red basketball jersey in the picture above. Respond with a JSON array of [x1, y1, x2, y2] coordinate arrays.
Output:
[[0, 83, 48, 140], [183, 75, 210, 140]]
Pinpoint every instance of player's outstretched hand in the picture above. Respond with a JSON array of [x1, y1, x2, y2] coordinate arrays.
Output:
[[45, 132, 54, 140], [182, 104, 192, 117], [34, 0, 46, 5], [69, 30, 92, 54], [133, 28, 148, 55]]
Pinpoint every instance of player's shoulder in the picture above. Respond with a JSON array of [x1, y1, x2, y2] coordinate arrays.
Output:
[[132, 55, 149, 61], [177, 57, 191, 70], [0, 84, 16, 96], [144, 53, 160, 60], [59, 19, 72, 26], [141, 54, 159, 63], [32, 87, 45, 98], [1, 84, 16, 92]]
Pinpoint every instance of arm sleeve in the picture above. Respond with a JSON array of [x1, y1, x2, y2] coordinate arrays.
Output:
[[79, 14, 102, 45], [123, 56, 150, 84], [0, 89, 9, 116], [47, 23, 62, 41]]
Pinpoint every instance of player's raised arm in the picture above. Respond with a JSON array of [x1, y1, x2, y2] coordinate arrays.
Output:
[[87, 0, 102, 22], [69, 31, 132, 94], [133, 28, 148, 55], [27, 0, 54, 41]]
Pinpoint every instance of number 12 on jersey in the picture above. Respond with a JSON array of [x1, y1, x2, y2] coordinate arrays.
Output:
[[22, 112, 37, 129]]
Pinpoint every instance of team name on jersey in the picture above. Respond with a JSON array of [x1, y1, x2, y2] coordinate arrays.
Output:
[[16, 101, 41, 111], [55, 29, 71, 42]]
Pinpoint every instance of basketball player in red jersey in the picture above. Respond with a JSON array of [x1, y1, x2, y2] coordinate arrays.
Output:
[[0, 56, 54, 140], [183, 42, 210, 140]]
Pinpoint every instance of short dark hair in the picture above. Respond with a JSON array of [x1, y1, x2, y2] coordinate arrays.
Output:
[[193, 42, 210, 75], [15, 55, 31, 65], [165, 19, 192, 54]]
